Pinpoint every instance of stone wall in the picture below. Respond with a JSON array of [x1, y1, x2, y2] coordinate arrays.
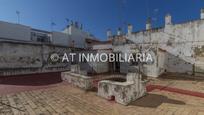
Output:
[[98, 73, 147, 105], [61, 71, 93, 90], [0, 41, 71, 76]]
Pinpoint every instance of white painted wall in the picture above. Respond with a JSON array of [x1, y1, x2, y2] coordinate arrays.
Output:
[[125, 19, 204, 75], [52, 31, 71, 46], [63, 25, 96, 48], [0, 21, 97, 47], [0, 21, 31, 41]]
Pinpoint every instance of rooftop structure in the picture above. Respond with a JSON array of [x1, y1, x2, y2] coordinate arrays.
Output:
[[105, 8, 204, 77]]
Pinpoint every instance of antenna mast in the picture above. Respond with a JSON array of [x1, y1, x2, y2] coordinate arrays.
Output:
[[16, 11, 20, 24]]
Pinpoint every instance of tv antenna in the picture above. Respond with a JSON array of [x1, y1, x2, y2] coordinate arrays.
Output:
[[16, 11, 20, 24], [50, 21, 56, 31]]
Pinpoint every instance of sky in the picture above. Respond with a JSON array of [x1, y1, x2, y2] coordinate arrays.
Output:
[[0, 0, 204, 40]]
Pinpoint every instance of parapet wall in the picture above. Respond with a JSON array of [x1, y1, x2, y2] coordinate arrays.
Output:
[[0, 41, 71, 76]]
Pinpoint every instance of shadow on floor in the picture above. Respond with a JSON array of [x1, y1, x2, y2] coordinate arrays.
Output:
[[0, 72, 62, 86], [129, 94, 185, 108]]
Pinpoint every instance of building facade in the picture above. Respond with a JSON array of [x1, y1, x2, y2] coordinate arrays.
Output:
[[0, 20, 96, 48], [108, 9, 204, 77]]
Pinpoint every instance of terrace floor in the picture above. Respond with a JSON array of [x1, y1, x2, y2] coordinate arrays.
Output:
[[0, 73, 204, 115]]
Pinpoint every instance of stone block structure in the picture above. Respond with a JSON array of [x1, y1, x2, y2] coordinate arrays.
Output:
[[61, 71, 93, 90], [61, 64, 93, 90], [97, 73, 147, 105]]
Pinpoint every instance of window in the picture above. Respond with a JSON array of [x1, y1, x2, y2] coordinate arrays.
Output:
[[31, 31, 51, 43]]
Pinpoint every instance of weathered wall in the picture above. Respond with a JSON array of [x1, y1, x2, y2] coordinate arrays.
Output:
[[98, 73, 147, 105], [164, 53, 193, 74], [0, 42, 42, 69], [52, 31, 71, 46], [61, 71, 93, 90], [0, 41, 71, 76], [41, 44, 71, 72], [75, 50, 111, 74], [193, 46, 204, 75], [125, 19, 204, 75], [113, 44, 131, 74]]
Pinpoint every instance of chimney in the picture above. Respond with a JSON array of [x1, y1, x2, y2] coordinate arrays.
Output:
[[165, 14, 172, 25], [117, 27, 122, 35], [128, 24, 133, 34], [75, 22, 79, 28], [106, 29, 112, 38], [201, 8, 204, 20], [70, 20, 74, 26], [146, 17, 152, 30], [80, 24, 83, 30]]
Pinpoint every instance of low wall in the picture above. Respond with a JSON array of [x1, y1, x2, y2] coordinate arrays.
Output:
[[61, 71, 93, 90], [98, 73, 147, 105], [0, 41, 71, 76]]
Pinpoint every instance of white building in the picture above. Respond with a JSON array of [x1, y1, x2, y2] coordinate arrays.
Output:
[[63, 23, 96, 48], [109, 8, 204, 77], [0, 20, 96, 48]]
